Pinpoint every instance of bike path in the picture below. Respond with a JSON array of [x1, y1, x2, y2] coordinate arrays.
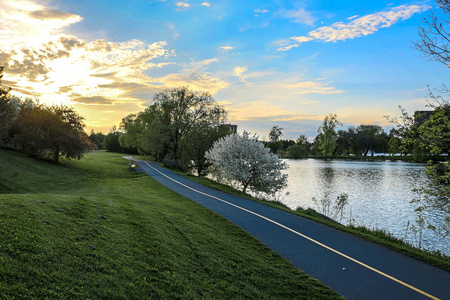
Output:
[[127, 157, 450, 300]]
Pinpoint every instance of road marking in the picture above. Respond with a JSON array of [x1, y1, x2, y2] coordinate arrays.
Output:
[[141, 160, 440, 300]]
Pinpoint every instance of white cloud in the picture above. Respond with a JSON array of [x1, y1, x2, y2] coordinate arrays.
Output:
[[176, 2, 190, 11], [277, 44, 299, 52], [0, 0, 82, 48], [201, 2, 211, 7], [254, 9, 269, 14], [233, 66, 247, 77], [154, 71, 229, 95], [285, 80, 344, 95], [283, 4, 429, 50], [186, 58, 218, 70], [282, 8, 315, 26], [220, 46, 235, 52], [233, 66, 252, 86]]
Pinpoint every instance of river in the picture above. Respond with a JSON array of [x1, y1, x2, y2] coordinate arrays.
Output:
[[280, 158, 449, 256]]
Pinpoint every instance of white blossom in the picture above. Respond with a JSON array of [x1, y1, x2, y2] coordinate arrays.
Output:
[[205, 131, 288, 195]]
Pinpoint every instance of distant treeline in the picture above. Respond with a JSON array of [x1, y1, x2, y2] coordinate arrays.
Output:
[[264, 108, 449, 161]]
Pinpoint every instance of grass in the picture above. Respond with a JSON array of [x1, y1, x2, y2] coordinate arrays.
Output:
[[0, 149, 344, 299], [164, 164, 450, 272]]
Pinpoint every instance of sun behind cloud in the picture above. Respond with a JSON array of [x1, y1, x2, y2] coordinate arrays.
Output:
[[0, 0, 230, 132]]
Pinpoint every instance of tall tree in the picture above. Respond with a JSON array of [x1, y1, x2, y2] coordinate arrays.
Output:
[[152, 87, 226, 161], [269, 126, 283, 142], [411, 0, 450, 238], [316, 113, 342, 157], [119, 87, 228, 173], [180, 123, 230, 176]]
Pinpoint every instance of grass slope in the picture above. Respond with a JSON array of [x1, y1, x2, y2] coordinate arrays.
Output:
[[0, 150, 343, 299]]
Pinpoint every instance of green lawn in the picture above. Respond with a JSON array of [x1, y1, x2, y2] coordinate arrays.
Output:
[[0, 150, 343, 299]]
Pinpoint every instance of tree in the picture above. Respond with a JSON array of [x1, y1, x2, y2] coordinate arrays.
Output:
[[0, 67, 14, 147], [88, 130, 106, 150], [287, 144, 309, 158], [296, 135, 309, 146], [316, 113, 342, 157], [180, 124, 230, 176], [411, 0, 450, 240], [119, 87, 227, 171], [14, 101, 92, 163], [414, 0, 450, 67], [151, 87, 227, 161], [205, 131, 288, 195], [266, 126, 284, 154], [269, 126, 283, 142], [390, 104, 450, 158], [336, 128, 356, 155], [104, 126, 136, 154], [104, 132, 123, 153], [356, 124, 388, 156], [413, 161, 450, 237]]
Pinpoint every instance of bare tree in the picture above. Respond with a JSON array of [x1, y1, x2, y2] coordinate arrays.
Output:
[[414, 0, 450, 66]]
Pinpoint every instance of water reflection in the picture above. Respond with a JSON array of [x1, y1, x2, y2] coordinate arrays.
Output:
[[282, 159, 449, 255]]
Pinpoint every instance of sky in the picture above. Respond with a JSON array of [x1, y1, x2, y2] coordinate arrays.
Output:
[[0, 0, 448, 140]]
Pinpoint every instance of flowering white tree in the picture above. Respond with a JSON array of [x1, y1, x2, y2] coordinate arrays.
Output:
[[205, 131, 288, 195]]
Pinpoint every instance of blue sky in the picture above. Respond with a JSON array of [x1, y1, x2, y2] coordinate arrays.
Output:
[[0, 0, 448, 139]]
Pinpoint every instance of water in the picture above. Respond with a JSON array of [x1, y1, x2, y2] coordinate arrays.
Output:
[[281, 159, 449, 256]]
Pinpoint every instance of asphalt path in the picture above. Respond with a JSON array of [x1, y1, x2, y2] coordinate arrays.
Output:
[[125, 157, 450, 300]]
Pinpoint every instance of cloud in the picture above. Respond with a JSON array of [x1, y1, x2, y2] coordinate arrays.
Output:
[[233, 66, 252, 86], [347, 15, 359, 20], [201, 2, 211, 7], [176, 2, 190, 11], [277, 44, 299, 52], [254, 8, 269, 16], [282, 4, 429, 50], [154, 71, 229, 95], [285, 80, 344, 94], [220, 46, 235, 52], [282, 8, 315, 26], [73, 96, 113, 105], [29, 9, 81, 21], [0, 0, 83, 47], [186, 58, 218, 70], [0, 0, 174, 109], [227, 101, 300, 122]]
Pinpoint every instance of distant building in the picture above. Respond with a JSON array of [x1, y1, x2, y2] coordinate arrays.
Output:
[[414, 110, 433, 126], [226, 124, 238, 134]]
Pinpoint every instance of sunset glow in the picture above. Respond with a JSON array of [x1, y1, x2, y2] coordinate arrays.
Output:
[[1, 0, 447, 139]]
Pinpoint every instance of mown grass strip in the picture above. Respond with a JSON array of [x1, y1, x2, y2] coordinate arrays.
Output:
[[0, 150, 343, 299]]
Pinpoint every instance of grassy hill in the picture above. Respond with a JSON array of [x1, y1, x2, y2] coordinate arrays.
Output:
[[0, 150, 343, 299]]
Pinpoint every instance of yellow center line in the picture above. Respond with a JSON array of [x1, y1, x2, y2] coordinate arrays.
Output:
[[142, 160, 440, 300]]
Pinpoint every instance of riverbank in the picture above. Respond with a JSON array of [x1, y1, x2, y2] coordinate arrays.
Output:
[[166, 162, 450, 272], [283, 154, 449, 162], [0, 150, 342, 299]]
